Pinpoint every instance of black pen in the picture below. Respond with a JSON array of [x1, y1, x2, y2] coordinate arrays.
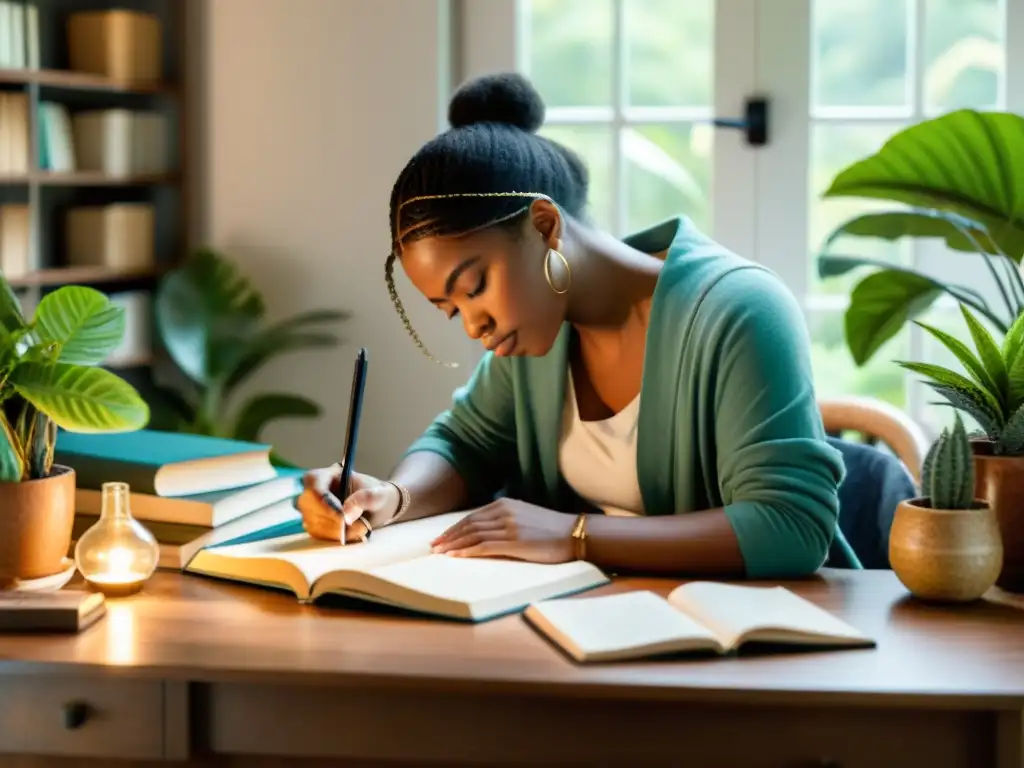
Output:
[[333, 347, 368, 545]]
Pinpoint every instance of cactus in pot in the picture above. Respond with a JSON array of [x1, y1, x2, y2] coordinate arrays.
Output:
[[890, 413, 1003, 602], [919, 413, 975, 510]]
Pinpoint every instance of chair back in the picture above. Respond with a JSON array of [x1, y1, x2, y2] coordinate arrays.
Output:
[[826, 436, 917, 570]]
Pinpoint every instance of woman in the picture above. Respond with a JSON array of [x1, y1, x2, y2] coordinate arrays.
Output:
[[298, 73, 854, 578]]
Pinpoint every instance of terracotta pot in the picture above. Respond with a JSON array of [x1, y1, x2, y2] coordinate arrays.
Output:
[[889, 497, 1003, 603], [972, 443, 1024, 593], [0, 465, 76, 585]]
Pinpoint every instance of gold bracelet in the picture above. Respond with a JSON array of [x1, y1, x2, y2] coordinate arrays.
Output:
[[570, 513, 588, 561], [389, 481, 411, 521]]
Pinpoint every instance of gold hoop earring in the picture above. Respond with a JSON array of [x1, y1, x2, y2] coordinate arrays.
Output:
[[544, 248, 571, 295]]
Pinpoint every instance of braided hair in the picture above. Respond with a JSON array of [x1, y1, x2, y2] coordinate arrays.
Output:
[[386, 72, 591, 365]]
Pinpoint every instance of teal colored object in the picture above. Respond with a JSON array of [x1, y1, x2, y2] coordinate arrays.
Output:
[[54, 429, 273, 496], [55, 429, 270, 464], [403, 216, 856, 578]]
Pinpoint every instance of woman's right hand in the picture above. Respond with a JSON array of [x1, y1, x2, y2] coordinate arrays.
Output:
[[296, 463, 401, 543]]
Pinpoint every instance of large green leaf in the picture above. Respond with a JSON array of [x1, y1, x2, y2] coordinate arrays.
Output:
[[822, 208, 999, 255], [154, 248, 265, 385], [823, 110, 1024, 261], [232, 392, 320, 442], [817, 254, 989, 308], [9, 363, 150, 432], [0, 413, 24, 481], [33, 286, 125, 365], [845, 270, 943, 365]]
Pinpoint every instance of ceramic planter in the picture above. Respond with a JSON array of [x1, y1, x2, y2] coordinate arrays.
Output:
[[972, 444, 1024, 592], [0, 465, 76, 585], [889, 497, 1003, 602]]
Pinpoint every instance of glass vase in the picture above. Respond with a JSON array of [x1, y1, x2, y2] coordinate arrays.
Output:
[[74, 481, 159, 596]]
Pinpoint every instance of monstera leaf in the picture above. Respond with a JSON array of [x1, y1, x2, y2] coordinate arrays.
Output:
[[823, 110, 1024, 261]]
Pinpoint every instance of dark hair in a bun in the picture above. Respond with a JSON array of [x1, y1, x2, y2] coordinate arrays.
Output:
[[447, 72, 546, 132], [386, 72, 591, 365]]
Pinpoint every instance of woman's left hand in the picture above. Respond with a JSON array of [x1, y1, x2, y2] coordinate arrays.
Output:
[[430, 499, 577, 563]]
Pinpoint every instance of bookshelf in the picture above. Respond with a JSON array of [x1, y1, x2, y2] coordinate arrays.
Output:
[[0, 0, 188, 385]]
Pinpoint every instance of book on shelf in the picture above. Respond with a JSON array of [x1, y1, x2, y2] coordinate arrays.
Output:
[[73, 109, 169, 177], [0, 91, 29, 174], [72, 496, 304, 570], [0, 204, 29, 279], [186, 511, 610, 622], [55, 429, 280, 498], [39, 101, 75, 172], [0, 1, 39, 71], [523, 583, 875, 663]]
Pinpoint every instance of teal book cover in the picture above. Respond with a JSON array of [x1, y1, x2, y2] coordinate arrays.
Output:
[[55, 430, 271, 464], [55, 429, 276, 496]]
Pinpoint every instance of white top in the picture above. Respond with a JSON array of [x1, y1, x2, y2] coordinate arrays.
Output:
[[558, 370, 643, 517]]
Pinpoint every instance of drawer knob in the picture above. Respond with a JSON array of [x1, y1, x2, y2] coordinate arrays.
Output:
[[62, 701, 91, 730]]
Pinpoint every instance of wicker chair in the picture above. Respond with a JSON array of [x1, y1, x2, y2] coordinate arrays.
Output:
[[819, 396, 930, 485]]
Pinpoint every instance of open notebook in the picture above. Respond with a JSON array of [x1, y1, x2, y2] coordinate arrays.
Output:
[[186, 511, 609, 622], [523, 581, 875, 662]]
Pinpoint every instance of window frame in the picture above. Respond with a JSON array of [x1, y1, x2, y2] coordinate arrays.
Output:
[[458, 0, 1024, 436]]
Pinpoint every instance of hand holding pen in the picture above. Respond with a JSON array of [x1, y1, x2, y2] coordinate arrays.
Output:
[[298, 463, 401, 543], [296, 347, 392, 545]]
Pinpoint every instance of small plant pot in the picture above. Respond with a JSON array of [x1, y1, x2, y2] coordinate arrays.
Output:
[[889, 497, 1003, 603], [0, 465, 76, 585], [972, 443, 1024, 593]]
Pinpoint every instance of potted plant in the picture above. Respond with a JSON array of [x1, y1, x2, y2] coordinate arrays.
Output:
[[816, 109, 1024, 367], [890, 413, 1002, 602], [147, 248, 348, 466], [0, 280, 149, 585], [896, 304, 1024, 591]]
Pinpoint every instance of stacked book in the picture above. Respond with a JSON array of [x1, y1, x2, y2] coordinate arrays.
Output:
[[56, 430, 306, 570]]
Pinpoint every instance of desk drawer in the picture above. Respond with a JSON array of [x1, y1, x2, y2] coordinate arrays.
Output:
[[205, 682, 996, 767], [0, 675, 164, 760]]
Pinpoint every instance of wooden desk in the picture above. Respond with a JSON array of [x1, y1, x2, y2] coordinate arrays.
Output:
[[0, 569, 1021, 768]]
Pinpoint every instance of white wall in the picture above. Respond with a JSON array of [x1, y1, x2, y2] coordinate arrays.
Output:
[[195, 0, 477, 475]]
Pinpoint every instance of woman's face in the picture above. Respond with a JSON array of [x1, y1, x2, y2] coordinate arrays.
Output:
[[400, 208, 567, 358]]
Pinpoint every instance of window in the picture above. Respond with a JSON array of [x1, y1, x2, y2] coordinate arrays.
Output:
[[460, 0, 1024, 438]]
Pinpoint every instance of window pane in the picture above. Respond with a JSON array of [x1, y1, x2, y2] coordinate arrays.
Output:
[[813, 0, 910, 109], [924, 0, 1004, 113], [540, 125, 613, 231], [624, 124, 711, 234], [524, 0, 613, 108], [913, 304, 987, 440], [808, 309, 908, 408], [809, 122, 909, 296], [625, 0, 713, 108]]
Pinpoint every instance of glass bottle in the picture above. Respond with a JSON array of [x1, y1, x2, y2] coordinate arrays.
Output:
[[74, 481, 159, 596]]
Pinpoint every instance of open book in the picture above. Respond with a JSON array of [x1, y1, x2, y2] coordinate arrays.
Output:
[[523, 581, 875, 662], [185, 511, 609, 622]]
